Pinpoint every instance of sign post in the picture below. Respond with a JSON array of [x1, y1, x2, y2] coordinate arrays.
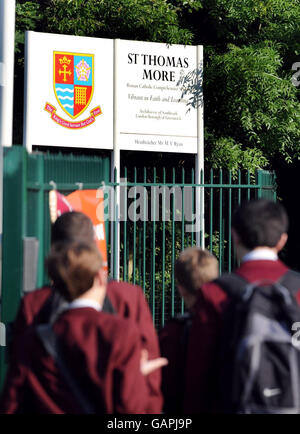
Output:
[[112, 39, 121, 280], [0, 0, 16, 303], [0, 0, 15, 148], [195, 45, 205, 247]]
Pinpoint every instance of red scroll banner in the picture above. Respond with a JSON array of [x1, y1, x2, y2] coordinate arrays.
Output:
[[44, 103, 102, 129], [49, 189, 108, 271]]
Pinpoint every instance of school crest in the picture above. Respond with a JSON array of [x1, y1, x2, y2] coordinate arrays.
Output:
[[44, 51, 102, 129]]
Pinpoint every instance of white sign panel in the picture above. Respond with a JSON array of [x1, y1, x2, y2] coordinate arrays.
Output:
[[115, 40, 201, 153], [24, 31, 114, 151]]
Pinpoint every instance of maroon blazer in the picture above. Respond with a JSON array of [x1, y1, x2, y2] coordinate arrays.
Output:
[[159, 318, 187, 413], [10, 281, 162, 413], [160, 260, 300, 414], [1, 308, 149, 414]]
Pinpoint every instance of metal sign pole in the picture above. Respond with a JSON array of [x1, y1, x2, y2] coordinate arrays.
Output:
[[195, 45, 204, 248], [112, 39, 120, 280], [0, 0, 15, 148], [0, 0, 15, 309]]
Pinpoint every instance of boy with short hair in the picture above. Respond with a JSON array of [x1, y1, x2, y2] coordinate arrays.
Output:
[[185, 199, 300, 413], [175, 247, 219, 309], [10, 211, 163, 413]]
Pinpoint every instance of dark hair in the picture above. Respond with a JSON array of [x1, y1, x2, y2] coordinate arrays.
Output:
[[51, 212, 94, 244], [46, 241, 103, 301], [174, 248, 218, 294], [232, 199, 288, 250]]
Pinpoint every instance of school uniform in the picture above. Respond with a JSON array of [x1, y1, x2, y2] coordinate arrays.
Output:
[[161, 250, 300, 413], [10, 280, 162, 413], [1, 300, 149, 414], [159, 317, 189, 413]]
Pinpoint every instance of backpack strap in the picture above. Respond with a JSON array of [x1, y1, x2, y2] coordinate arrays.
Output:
[[214, 273, 249, 298], [102, 295, 116, 314], [37, 290, 59, 323], [278, 270, 300, 296], [216, 270, 300, 299], [36, 324, 97, 414]]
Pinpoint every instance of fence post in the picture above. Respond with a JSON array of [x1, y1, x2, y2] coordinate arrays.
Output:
[[256, 170, 263, 199], [36, 154, 44, 287], [0, 146, 27, 391]]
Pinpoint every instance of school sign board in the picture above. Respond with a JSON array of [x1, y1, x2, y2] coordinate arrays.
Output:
[[24, 32, 114, 151], [115, 40, 200, 154], [24, 32, 203, 155]]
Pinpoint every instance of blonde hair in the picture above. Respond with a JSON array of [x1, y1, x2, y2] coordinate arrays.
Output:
[[46, 241, 103, 301], [174, 248, 218, 294]]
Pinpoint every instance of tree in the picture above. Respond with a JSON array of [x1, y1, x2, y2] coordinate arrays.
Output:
[[204, 42, 300, 168], [14, 0, 300, 169]]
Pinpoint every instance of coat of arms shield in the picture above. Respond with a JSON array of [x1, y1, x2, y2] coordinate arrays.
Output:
[[53, 51, 94, 119]]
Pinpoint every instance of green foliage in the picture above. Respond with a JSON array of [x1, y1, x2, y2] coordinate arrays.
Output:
[[15, 2, 42, 53], [205, 42, 300, 165], [206, 137, 268, 176], [202, 0, 300, 55], [44, 0, 193, 44], [13, 0, 300, 170]]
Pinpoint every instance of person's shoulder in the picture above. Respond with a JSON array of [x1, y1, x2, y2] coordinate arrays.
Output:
[[200, 279, 229, 305], [107, 280, 145, 307], [107, 280, 142, 296], [22, 286, 52, 305], [61, 308, 139, 341], [100, 311, 139, 335], [18, 286, 53, 322]]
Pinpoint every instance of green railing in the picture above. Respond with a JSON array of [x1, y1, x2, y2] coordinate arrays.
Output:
[[107, 167, 277, 329], [0, 147, 277, 390]]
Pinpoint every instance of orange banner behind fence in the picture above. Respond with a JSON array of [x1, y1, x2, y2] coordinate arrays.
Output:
[[49, 189, 107, 270]]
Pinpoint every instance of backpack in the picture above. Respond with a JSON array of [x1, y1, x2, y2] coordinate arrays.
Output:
[[216, 270, 300, 414]]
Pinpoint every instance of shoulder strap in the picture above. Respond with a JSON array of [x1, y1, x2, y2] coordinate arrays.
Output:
[[36, 324, 97, 414], [279, 270, 300, 296], [102, 295, 116, 314], [37, 290, 57, 323], [214, 273, 249, 298], [38, 290, 67, 324]]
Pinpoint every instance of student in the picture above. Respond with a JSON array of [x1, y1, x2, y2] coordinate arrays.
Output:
[[0, 241, 167, 414], [186, 199, 300, 413], [10, 212, 163, 413], [159, 247, 219, 413]]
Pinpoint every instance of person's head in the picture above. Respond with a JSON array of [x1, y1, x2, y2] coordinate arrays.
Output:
[[231, 199, 288, 259], [51, 212, 95, 245], [174, 247, 219, 308], [46, 241, 106, 303]]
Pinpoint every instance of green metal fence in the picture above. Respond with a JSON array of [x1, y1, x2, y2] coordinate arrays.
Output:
[[107, 167, 277, 329], [0, 147, 277, 389], [1, 147, 110, 327]]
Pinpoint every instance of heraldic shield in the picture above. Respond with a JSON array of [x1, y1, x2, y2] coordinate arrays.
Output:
[[53, 51, 94, 119]]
